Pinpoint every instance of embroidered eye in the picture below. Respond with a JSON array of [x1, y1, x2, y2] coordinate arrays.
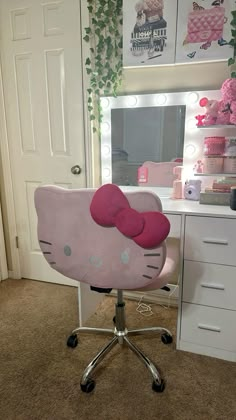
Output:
[[120, 249, 130, 264], [64, 245, 72, 256]]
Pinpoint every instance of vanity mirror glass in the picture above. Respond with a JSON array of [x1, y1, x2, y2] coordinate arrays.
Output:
[[111, 105, 185, 185], [100, 91, 210, 187]]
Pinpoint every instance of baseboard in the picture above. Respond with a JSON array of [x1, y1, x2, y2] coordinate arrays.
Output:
[[110, 284, 179, 307], [8, 270, 20, 280]]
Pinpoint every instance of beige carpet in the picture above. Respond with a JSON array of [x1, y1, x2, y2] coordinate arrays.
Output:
[[0, 279, 236, 420]]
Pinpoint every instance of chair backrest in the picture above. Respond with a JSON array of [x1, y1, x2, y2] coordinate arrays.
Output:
[[34, 184, 170, 290]]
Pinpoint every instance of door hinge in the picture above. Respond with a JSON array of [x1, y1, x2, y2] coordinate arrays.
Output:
[[16, 236, 19, 248]]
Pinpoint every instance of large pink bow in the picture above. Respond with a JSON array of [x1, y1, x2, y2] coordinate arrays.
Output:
[[90, 184, 170, 249]]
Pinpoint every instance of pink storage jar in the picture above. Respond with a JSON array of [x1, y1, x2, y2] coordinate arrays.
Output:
[[203, 137, 226, 156], [203, 156, 224, 173]]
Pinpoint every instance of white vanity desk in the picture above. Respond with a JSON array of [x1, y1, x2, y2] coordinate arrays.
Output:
[[121, 186, 236, 362]]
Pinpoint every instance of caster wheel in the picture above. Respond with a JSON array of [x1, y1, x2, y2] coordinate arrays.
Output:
[[113, 316, 116, 324], [67, 334, 78, 348], [161, 333, 173, 345], [81, 378, 96, 393], [152, 379, 165, 393]]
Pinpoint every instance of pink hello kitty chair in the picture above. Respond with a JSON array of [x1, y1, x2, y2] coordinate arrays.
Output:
[[34, 184, 178, 394]]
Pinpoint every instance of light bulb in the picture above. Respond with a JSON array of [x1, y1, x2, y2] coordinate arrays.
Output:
[[102, 145, 110, 157], [187, 92, 199, 105], [156, 94, 167, 105], [101, 122, 110, 134], [126, 96, 138, 107], [103, 168, 111, 178], [185, 144, 196, 157], [100, 97, 110, 109]]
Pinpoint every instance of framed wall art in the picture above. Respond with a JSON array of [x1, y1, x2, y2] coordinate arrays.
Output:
[[175, 0, 235, 64], [123, 0, 178, 67]]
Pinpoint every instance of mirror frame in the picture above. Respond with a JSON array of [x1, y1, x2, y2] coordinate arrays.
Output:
[[100, 90, 220, 186]]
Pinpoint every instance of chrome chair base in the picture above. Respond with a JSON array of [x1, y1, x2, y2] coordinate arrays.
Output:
[[67, 291, 172, 393]]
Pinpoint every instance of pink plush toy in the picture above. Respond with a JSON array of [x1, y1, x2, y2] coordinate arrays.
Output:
[[199, 97, 220, 125], [221, 78, 236, 125]]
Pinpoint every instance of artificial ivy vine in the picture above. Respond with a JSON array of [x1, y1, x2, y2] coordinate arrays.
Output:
[[228, 10, 236, 77], [83, 0, 123, 133]]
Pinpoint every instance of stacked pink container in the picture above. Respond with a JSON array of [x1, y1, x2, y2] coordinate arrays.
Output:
[[203, 136, 225, 174]]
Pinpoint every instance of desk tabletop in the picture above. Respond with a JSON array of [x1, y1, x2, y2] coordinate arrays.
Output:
[[120, 186, 236, 219]]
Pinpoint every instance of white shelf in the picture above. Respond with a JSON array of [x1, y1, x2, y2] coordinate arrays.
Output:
[[194, 173, 236, 177], [197, 125, 236, 129]]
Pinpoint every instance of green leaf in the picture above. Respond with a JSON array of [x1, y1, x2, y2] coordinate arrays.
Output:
[[92, 127, 97, 133], [228, 57, 235, 66], [87, 88, 92, 94], [83, 35, 89, 42], [87, 6, 93, 13], [232, 29, 236, 37], [85, 57, 91, 65], [231, 71, 236, 78], [90, 115, 96, 121], [84, 27, 91, 34], [86, 68, 92, 75], [230, 18, 236, 28]]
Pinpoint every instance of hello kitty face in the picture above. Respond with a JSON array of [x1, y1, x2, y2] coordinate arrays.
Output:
[[34, 186, 169, 290]]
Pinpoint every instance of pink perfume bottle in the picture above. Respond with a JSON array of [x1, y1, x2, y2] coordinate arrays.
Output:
[[172, 166, 184, 199]]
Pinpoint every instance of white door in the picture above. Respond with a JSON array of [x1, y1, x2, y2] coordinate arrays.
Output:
[[0, 0, 87, 286]]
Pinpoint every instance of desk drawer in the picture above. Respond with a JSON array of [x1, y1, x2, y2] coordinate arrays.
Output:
[[181, 303, 236, 352], [184, 216, 236, 265], [164, 213, 181, 238], [183, 261, 236, 310]]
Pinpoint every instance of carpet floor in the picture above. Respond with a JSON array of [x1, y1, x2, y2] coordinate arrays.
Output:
[[0, 279, 236, 420]]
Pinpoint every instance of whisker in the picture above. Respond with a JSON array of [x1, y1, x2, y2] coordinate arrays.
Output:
[[40, 240, 52, 245], [146, 265, 159, 269], [144, 253, 160, 257], [43, 252, 51, 255], [142, 274, 153, 279]]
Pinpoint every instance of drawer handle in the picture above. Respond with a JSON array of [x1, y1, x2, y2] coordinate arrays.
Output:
[[201, 283, 225, 291], [198, 323, 221, 333], [202, 238, 228, 246]]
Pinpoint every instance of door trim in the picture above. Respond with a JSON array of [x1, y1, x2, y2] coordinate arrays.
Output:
[[0, 58, 21, 279], [80, 1, 101, 188]]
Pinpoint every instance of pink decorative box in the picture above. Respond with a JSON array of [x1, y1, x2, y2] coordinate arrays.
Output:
[[137, 161, 179, 187], [203, 157, 223, 174], [186, 7, 225, 43], [203, 137, 226, 156], [223, 157, 236, 174]]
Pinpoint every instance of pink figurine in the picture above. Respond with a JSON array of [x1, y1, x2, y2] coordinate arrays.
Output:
[[193, 160, 204, 174], [195, 115, 205, 126], [199, 97, 220, 126]]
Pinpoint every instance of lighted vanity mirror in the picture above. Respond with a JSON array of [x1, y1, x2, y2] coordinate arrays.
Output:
[[100, 91, 200, 187]]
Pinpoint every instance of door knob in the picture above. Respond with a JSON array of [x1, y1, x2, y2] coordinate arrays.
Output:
[[71, 165, 82, 175]]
